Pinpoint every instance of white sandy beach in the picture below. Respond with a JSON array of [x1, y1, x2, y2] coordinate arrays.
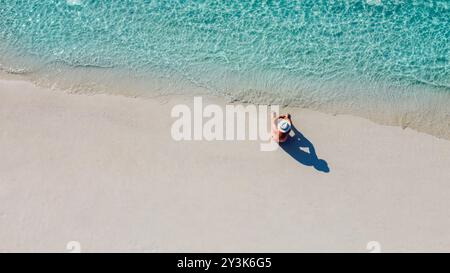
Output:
[[1, 79, 450, 252]]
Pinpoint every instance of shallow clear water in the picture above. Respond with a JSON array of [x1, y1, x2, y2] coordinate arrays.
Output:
[[0, 0, 449, 138]]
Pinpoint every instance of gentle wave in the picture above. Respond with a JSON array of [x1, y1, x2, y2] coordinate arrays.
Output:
[[0, 0, 449, 138]]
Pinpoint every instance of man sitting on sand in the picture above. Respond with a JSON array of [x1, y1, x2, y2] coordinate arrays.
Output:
[[272, 113, 292, 143]]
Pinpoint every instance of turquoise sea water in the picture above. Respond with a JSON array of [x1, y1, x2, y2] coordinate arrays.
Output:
[[0, 0, 449, 137]]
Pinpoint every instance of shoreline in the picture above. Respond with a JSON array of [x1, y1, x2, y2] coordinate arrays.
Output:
[[1, 68, 449, 141], [1, 78, 450, 252]]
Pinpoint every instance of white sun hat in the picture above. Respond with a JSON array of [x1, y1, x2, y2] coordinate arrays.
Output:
[[278, 119, 291, 133]]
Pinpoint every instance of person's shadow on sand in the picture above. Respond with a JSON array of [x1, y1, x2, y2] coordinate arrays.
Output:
[[280, 126, 330, 173]]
